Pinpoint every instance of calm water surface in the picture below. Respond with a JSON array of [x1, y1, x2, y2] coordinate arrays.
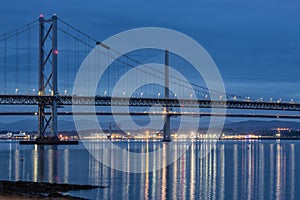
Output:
[[0, 140, 299, 200]]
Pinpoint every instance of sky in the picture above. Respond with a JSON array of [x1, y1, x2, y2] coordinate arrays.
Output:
[[0, 0, 299, 101]]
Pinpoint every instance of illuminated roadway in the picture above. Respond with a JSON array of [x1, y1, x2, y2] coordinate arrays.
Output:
[[1, 95, 300, 119], [1, 95, 300, 111]]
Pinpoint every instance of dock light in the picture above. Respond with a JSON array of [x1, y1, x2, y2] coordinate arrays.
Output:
[[54, 50, 58, 55], [39, 14, 44, 18]]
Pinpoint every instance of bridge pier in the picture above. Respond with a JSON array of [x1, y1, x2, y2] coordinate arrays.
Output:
[[36, 14, 59, 143], [21, 14, 77, 145], [162, 49, 172, 142]]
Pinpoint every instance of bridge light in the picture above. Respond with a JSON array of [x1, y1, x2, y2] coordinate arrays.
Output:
[[270, 98, 273, 102], [205, 94, 208, 99], [54, 50, 59, 55], [291, 99, 294, 102], [140, 92, 144, 97], [219, 95, 223, 100], [39, 14, 44, 18], [174, 93, 177, 97], [104, 91, 107, 96], [15, 88, 19, 94], [122, 91, 126, 96], [32, 88, 36, 93], [64, 90, 67, 95], [233, 96, 237, 100], [158, 92, 161, 98], [190, 94, 193, 99]]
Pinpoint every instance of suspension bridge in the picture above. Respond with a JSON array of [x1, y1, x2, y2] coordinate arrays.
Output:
[[0, 14, 299, 144]]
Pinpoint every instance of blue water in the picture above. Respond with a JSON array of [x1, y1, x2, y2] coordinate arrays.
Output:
[[0, 140, 299, 200]]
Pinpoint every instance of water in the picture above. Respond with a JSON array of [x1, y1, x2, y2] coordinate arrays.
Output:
[[0, 140, 299, 200]]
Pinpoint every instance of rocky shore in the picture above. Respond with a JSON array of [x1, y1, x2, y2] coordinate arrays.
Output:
[[0, 180, 107, 199]]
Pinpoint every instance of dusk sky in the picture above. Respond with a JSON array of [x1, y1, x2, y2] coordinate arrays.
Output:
[[0, 0, 300, 101]]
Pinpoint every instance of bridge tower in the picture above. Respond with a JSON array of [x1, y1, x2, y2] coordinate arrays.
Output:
[[37, 14, 59, 142], [162, 49, 171, 142]]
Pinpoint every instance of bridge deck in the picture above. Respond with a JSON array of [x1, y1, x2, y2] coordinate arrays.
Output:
[[0, 111, 300, 119], [0, 95, 299, 111]]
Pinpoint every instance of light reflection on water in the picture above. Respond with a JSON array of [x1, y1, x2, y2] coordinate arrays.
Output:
[[0, 140, 298, 199]]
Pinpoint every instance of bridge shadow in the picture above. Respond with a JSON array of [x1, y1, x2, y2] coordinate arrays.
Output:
[[35, 145, 58, 183], [3, 144, 60, 183]]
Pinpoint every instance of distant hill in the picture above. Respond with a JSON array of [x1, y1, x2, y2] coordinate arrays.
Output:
[[0, 119, 38, 132], [223, 120, 300, 133], [0, 119, 300, 133], [0, 119, 74, 132]]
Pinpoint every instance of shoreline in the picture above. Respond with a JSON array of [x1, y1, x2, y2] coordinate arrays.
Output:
[[0, 180, 107, 200]]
